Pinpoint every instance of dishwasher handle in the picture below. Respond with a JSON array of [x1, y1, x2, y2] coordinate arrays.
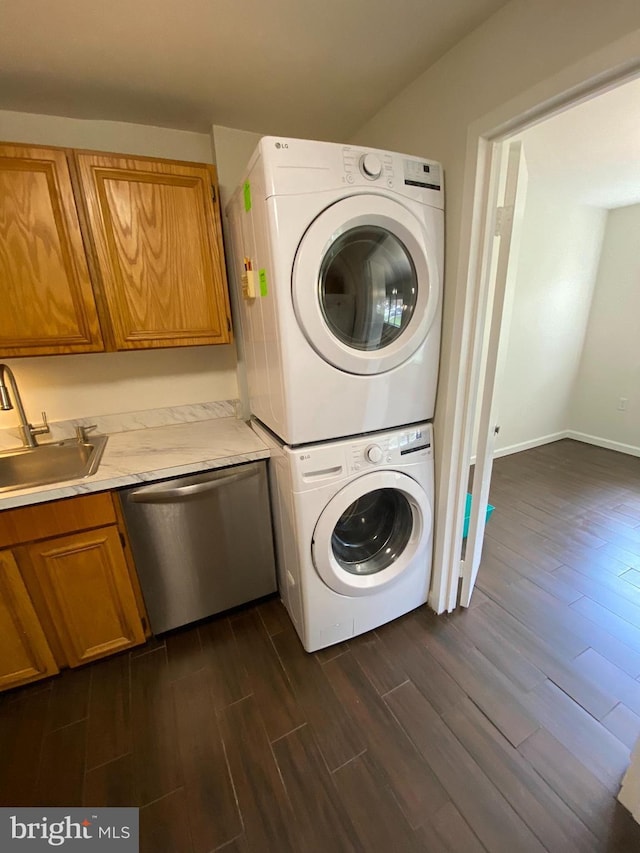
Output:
[[127, 465, 259, 504]]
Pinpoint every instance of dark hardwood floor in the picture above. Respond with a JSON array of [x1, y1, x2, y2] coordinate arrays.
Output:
[[2, 438, 640, 851]]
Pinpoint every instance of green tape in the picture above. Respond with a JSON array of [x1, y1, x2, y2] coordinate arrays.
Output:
[[259, 268, 268, 297], [243, 181, 251, 212]]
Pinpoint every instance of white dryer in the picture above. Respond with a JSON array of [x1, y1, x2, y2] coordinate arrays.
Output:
[[254, 420, 434, 652], [227, 137, 444, 445]]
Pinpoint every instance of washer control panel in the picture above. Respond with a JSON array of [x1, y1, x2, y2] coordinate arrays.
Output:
[[348, 424, 432, 472], [291, 422, 433, 488], [365, 444, 383, 463]]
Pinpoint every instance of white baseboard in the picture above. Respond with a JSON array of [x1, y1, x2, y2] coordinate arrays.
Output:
[[469, 431, 569, 464], [470, 429, 640, 463], [494, 431, 571, 459], [565, 430, 640, 458]]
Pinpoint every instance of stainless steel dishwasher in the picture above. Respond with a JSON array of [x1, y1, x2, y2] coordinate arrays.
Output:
[[120, 461, 277, 634]]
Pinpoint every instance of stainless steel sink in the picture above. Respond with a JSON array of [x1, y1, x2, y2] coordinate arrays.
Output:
[[0, 435, 108, 493]]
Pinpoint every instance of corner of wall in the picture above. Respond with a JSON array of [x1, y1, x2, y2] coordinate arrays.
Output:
[[619, 739, 640, 825], [211, 125, 264, 211], [0, 109, 214, 162]]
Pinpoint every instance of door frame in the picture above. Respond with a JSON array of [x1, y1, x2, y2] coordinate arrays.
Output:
[[430, 30, 640, 614]]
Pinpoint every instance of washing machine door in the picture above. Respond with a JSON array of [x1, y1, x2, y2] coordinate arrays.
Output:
[[293, 194, 439, 375], [312, 470, 431, 596]]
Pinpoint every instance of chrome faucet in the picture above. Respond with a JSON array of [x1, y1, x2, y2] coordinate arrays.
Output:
[[0, 364, 49, 448]]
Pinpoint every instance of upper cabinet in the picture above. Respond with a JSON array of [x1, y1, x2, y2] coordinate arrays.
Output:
[[0, 144, 232, 357], [75, 153, 232, 350], [0, 144, 104, 357]]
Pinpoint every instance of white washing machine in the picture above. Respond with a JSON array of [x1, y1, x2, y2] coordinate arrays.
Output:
[[227, 137, 444, 445], [253, 420, 434, 652]]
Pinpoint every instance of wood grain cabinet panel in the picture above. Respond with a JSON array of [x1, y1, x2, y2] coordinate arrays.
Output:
[[0, 549, 58, 690], [0, 144, 104, 356], [28, 526, 145, 667], [75, 153, 232, 350], [0, 491, 116, 550]]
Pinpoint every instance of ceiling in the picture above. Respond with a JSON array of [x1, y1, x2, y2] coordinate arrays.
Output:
[[518, 77, 640, 209], [0, 0, 510, 140]]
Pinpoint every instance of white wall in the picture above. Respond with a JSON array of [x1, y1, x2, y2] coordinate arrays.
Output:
[[211, 125, 264, 420], [570, 203, 640, 452], [494, 183, 606, 454], [620, 738, 640, 824], [0, 109, 215, 161], [352, 2, 640, 441], [0, 109, 238, 426], [350, 0, 640, 609], [211, 125, 262, 212]]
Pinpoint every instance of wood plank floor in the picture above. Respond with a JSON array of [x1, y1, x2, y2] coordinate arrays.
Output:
[[2, 438, 640, 851]]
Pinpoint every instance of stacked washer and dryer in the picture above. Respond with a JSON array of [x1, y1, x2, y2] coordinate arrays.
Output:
[[226, 137, 444, 651]]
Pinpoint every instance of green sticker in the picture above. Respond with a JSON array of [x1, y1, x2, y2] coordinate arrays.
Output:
[[243, 181, 251, 212], [259, 268, 268, 297]]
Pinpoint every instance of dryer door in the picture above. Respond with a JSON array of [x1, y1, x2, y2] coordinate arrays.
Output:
[[312, 470, 431, 596], [293, 194, 439, 375]]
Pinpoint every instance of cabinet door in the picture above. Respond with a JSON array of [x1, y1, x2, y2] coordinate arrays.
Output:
[[0, 144, 104, 356], [0, 550, 58, 690], [75, 152, 232, 350], [28, 526, 145, 667]]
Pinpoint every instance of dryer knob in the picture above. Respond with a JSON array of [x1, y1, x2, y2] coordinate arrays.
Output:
[[360, 153, 382, 179], [366, 444, 383, 464]]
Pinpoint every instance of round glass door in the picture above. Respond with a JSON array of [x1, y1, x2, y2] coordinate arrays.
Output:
[[312, 471, 431, 596], [293, 195, 439, 376], [319, 226, 418, 352], [331, 488, 413, 575]]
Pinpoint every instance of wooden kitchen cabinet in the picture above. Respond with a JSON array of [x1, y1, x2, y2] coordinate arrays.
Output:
[[0, 549, 59, 691], [26, 526, 146, 667], [0, 492, 147, 690], [75, 152, 232, 350], [0, 143, 104, 357], [0, 142, 232, 357]]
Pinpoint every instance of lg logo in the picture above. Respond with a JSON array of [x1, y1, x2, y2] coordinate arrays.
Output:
[[275, 141, 289, 149]]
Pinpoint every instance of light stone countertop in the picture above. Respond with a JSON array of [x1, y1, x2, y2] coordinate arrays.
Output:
[[0, 417, 270, 511]]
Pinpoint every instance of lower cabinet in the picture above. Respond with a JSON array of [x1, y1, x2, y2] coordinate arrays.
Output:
[[0, 550, 59, 690], [26, 526, 146, 667], [0, 493, 147, 692]]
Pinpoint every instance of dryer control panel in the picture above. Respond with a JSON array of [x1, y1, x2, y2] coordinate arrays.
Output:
[[257, 137, 444, 210], [341, 148, 442, 194], [343, 148, 395, 187]]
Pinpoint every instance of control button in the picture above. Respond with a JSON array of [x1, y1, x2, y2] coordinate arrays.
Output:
[[387, 178, 394, 187], [354, 462, 361, 471], [386, 455, 392, 463], [366, 444, 383, 463], [360, 153, 382, 179], [346, 173, 355, 184]]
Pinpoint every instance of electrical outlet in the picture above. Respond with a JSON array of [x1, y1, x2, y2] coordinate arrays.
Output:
[[618, 397, 628, 412]]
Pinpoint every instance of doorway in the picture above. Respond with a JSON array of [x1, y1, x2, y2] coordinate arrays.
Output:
[[436, 55, 640, 613]]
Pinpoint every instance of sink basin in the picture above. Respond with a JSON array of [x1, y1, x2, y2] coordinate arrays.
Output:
[[0, 435, 108, 493]]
